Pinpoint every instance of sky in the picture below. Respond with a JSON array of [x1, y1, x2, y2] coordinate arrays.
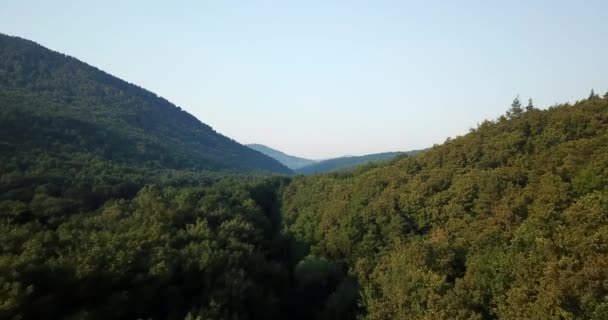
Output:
[[1, 1, 607, 159]]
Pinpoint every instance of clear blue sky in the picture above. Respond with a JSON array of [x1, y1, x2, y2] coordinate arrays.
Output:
[[2, 1, 607, 159]]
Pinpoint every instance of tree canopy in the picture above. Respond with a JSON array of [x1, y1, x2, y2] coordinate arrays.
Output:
[[2, 33, 608, 320], [282, 96, 608, 319]]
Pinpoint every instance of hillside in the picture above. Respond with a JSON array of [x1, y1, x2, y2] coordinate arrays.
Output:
[[295, 151, 421, 175], [3, 87, 608, 318], [3, 33, 608, 320], [247, 143, 316, 169], [0, 33, 291, 175], [281, 95, 608, 319]]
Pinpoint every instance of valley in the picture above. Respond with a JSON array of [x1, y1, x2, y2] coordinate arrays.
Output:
[[1, 33, 608, 320]]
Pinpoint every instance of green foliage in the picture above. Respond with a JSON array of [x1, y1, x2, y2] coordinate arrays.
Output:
[[589, 89, 600, 99], [282, 97, 608, 319], [3, 32, 608, 319], [507, 95, 523, 118], [0, 34, 302, 320], [0, 178, 299, 320], [526, 98, 535, 112]]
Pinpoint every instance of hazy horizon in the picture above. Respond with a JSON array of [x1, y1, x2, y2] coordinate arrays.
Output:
[[2, 0, 607, 158]]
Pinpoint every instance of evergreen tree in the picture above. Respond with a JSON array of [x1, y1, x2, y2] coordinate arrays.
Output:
[[603, 90, 608, 100], [525, 98, 535, 111], [507, 96, 523, 118], [589, 89, 599, 99]]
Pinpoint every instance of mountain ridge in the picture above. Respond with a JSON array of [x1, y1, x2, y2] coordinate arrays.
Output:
[[294, 150, 423, 174], [247, 143, 425, 174], [0, 33, 292, 175], [246, 143, 316, 169]]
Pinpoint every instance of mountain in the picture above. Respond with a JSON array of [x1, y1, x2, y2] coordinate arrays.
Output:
[[3, 34, 608, 320], [295, 150, 422, 174], [3, 49, 608, 320], [247, 143, 316, 169], [0, 33, 291, 175]]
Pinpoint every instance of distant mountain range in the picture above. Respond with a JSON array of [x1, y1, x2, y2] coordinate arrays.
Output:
[[247, 144, 423, 174], [0, 33, 292, 175], [294, 151, 423, 174], [246, 144, 316, 169]]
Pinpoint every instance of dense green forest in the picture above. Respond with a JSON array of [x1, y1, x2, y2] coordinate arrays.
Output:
[[2, 33, 608, 319], [283, 95, 608, 319]]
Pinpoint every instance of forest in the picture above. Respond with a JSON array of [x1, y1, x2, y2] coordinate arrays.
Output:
[[3, 94, 608, 319], [2, 33, 608, 319]]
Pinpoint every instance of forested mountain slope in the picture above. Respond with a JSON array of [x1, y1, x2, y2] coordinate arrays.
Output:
[[247, 144, 316, 169], [282, 95, 608, 319], [295, 150, 422, 175], [0, 33, 291, 175]]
